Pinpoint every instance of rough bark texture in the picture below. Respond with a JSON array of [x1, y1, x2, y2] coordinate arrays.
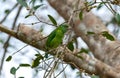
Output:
[[0, 0, 120, 78], [1, 24, 120, 78], [48, 0, 120, 77]]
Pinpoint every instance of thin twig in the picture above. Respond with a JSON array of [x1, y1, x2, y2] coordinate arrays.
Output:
[[0, 5, 23, 76], [48, 60, 58, 78], [101, 0, 114, 14], [55, 64, 68, 78], [0, 3, 19, 23], [12, 44, 28, 55], [34, 14, 57, 27], [43, 59, 55, 78], [106, 0, 116, 14]]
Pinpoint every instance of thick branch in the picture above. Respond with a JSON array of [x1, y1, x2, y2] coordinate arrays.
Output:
[[0, 1, 120, 77], [47, 0, 120, 77], [0, 24, 17, 37], [0, 24, 120, 77]]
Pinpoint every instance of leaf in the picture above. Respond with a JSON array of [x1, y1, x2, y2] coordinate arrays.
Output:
[[31, 54, 43, 68], [10, 67, 17, 75], [97, 3, 103, 10], [102, 31, 115, 41], [87, 31, 95, 35], [4, 9, 10, 14], [25, 14, 31, 18], [48, 15, 57, 25], [33, 4, 44, 10], [67, 41, 74, 51], [35, 54, 44, 60], [115, 13, 120, 25], [80, 48, 89, 54], [0, 39, 4, 44], [17, 0, 28, 7], [79, 11, 83, 20], [44, 53, 49, 58], [6, 56, 12, 62], [35, 54, 40, 57], [31, 58, 40, 68], [19, 64, 31, 67]]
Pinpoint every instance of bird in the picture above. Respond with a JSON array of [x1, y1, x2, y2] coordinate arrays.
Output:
[[46, 24, 68, 49]]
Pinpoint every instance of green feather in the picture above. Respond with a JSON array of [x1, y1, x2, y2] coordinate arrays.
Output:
[[46, 24, 68, 49], [49, 29, 64, 48], [46, 30, 56, 47]]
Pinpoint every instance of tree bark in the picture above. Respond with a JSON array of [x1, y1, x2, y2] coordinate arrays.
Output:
[[0, 23, 120, 78], [48, 0, 120, 77], [0, 0, 120, 78]]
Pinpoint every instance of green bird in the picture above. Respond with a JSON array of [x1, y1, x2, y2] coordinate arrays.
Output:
[[46, 24, 68, 49]]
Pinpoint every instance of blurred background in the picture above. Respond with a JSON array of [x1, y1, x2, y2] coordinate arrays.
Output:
[[0, 0, 120, 78]]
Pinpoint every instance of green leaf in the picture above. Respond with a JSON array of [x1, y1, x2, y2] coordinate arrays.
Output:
[[87, 31, 95, 35], [6, 56, 12, 62], [102, 31, 115, 41], [67, 41, 74, 51], [31, 58, 40, 68], [10, 67, 17, 75], [35, 54, 44, 59], [25, 14, 31, 18], [19, 64, 31, 67], [97, 3, 103, 10], [4, 9, 10, 14], [31, 54, 43, 68], [17, 0, 28, 7], [0, 39, 4, 44], [79, 11, 83, 20], [115, 13, 120, 25], [80, 48, 89, 54], [44, 53, 49, 58], [48, 15, 57, 25], [33, 4, 44, 10]]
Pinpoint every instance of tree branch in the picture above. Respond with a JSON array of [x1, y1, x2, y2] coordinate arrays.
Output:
[[0, 0, 120, 77], [0, 3, 18, 23], [0, 5, 23, 75], [0, 24, 17, 37], [0, 23, 120, 77], [47, 0, 120, 77]]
